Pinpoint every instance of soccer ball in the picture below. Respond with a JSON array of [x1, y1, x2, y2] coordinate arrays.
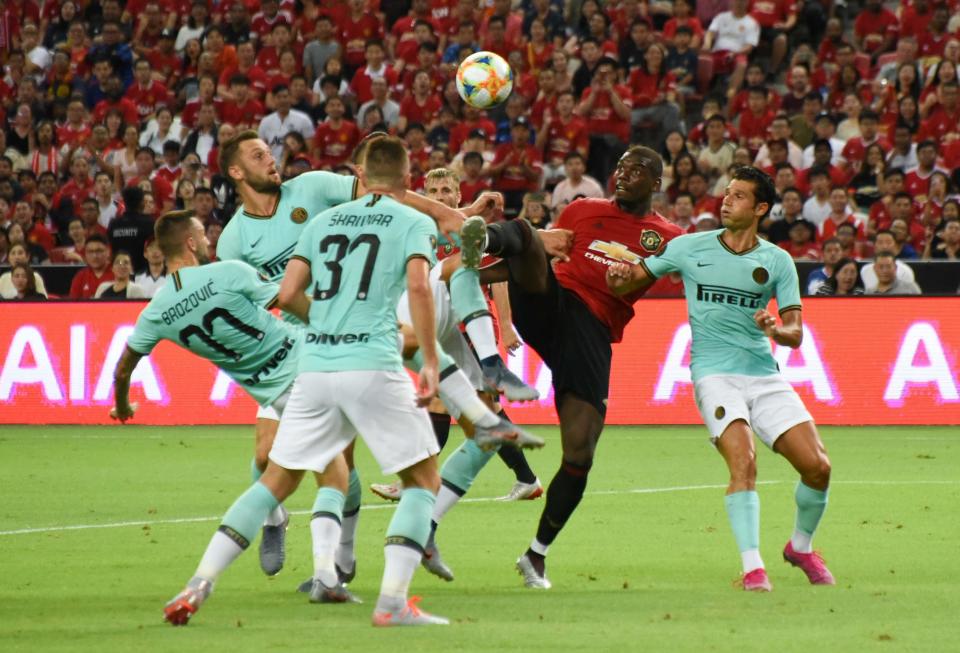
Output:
[[456, 51, 514, 109]]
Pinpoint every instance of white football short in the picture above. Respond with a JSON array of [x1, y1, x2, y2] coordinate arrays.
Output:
[[269, 370, 439, 474], [693, 374, 813, 449], [396, 262, 484, 390], [254, 388, 291, 421]]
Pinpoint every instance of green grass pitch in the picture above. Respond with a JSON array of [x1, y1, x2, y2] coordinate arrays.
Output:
[[1, 425, 957, 652]]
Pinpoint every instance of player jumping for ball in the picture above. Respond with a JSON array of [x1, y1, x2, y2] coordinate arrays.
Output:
[[606, 165, 835, 591]]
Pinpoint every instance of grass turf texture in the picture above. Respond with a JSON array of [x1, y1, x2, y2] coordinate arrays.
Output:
[[0, 425, 956, 652]]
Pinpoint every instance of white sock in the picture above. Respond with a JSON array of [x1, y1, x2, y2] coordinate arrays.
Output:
[[529, 538, 549, 557], [439, 370, 498, 427], [790, 529, 814, 554], [464, 316, 499, 361], [263, 504, 288, 527], [335, 510, 360, 572], [310, 515, 342, 587], [195, 530, 246, 581], [376, 544, 422, 612], [741, 549, 764, 573], [432, 485, 462, 524]]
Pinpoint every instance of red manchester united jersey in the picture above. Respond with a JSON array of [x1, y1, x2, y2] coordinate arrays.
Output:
[[554, 198, 684, 342]]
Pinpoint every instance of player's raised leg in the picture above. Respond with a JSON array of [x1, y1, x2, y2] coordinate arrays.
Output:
[[773, 421, 835, 585], [164, 462, 306, 625], [715, 420, 771, 592], [460, 214, 549, 294]]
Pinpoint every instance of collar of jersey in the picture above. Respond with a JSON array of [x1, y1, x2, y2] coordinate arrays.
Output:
[[242, 189, 282, 219], [716, 232, 760, 256]]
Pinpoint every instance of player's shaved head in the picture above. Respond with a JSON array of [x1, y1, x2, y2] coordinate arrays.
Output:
[[362, 136, 409, 190], [351, 130, 389, 165], [156, 210, 208, 263], [623, 145, 663, 180], [218, 129, 260, 182]]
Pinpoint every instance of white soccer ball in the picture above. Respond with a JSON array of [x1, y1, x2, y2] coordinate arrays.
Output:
[[456, 51, 514, 109]]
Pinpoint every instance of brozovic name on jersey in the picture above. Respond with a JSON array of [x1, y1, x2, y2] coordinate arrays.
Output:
[[160, 281, 218, 324]]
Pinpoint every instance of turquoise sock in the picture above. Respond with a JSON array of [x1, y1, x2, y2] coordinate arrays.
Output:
[[449, 266, 488, 321], [409, 343, 456, 373], [440, 438, 496, 493], [312, 487, 346, 520], [795, 482, 828, 537], [344, 469, 362, 514], [250, 459, 262, 482], [222, 482, 280, 545], [386, 487, 436, 548], [724, 490, 760, 553]]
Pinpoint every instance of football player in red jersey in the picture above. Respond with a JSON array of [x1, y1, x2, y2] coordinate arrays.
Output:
[[458, 145, 684, 588]]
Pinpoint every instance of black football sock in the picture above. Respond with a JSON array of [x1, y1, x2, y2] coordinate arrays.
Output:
[[484, 219, 532, 258], [429, 411, 452, 451], [534, 459, 592, 547], [496, 409, 537, 483]]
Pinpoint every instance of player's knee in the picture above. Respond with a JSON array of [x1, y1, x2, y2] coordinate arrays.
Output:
[[730, 453, 757, 485], [806, 454, 831, 489]]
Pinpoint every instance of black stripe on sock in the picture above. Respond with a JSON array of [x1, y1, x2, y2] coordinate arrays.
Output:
[[441, 478, 467, 496], [217, 525, 250, 550], [384, 535, 424, 554], [439, 364, 459, 381], [461, 309, 492, 325], [311, 511, 342, 525], [342, 506, 360, 518]]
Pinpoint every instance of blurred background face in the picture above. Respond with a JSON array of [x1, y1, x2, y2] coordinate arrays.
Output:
[[113, 254, 133, 280], [836, 262, 857, 291], [85, 241, 109, 268], [874, 257, 896, 283], [12, 266, 30, 293]]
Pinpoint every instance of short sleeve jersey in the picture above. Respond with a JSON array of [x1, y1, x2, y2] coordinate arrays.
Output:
[[292, 194, 437, 373], [554, 198, 684, 342], [125, 260, 303, 406], [641, 231, 802, 380], [218, 171, 359, 283]]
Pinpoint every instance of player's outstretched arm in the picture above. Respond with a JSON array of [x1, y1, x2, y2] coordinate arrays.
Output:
[[110, 347, 142, 423], [406, 257, 439, 407], [606, 261, 655, 296], [754, 307, 803, 348], [278, 258, 312, 324]]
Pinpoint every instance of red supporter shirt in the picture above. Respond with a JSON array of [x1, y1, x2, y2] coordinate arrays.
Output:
[[531, 92, 559, 129], [542, 115, 589, 163], [779, 241, 821, 259], [449, 118, 496, 154], [340, 15, 385, 69], [155, 165, 181, 186], [221, 98, 266, 128], [146, 50, 181, 86], [689, 120, 738, 146], [918, 31, 952, 59], [841, 135, 890, 166], [313, 120, 361, 168], [350, 66, 400, 105], [904, 168, 942, 198], [919, 106, 960, 142], [900, 5, 933, 38], [729, 89, 782, 117], [627, 69, 677, 107], [459, 177, 491, 204], [53, 178, 96, 217], [69, 267, 115, 299], [181, 98, 224, 129], [250, 10, 294, 40], [579, 85, 633, 142], [738, 109, 776, 148], [748, 0, 797, 28], [399, 94, 443, 126], [870, 200, 893, 231], [92, 98, 140, 126], [128, 174, 175, 208], [554, 199, 683, 342], [854, 8, 898, 53], [218, 66, 269, 95], [124, 81, 171, 122], [661, 17, 704, 42], [819, 214, 865, 241], [491, 143, 543, 192], [57, 123, 92, 148]]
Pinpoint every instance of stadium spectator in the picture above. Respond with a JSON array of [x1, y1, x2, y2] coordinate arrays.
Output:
[[815, 257, 865, 296], [820, 187, 864, 241], [807, 238, 844, 294], [49, 218, 89, 265], [536, 90, 589, 189], [864, 252, 921, 295], [0, 242, 48, 298], [627, 43, 681, 150], [780, 219, 820, 260], [0, 262, 47, 301], [704, 0, 759, 98], [313, 95, 360, 170], [95, 250, 146, 299], [303, 15, 342, 85], [905, 141, 948, 199], [486, 117, 542, 216], [108, 186, 154, 271], [361, 76, 402, 131], [259, 84, 315, 161], [854, 0, 898, 60], [924, 219, 960, 260], [6, 221, 48, 266], [517, 192, 552, 230], [847, 144, 885, 213], [69, 234, 114, 298], [579, 56, 631, 186]]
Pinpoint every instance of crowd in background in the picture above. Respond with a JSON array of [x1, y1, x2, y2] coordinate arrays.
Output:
[[1, 0, 959, 301]]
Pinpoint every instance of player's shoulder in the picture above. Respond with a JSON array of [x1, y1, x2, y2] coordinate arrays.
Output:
[[645, 212, 686, 237], [757, 237, 796, 266], [562, 196, 614, 219]]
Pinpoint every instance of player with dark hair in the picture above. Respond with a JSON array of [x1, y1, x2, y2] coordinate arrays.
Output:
[[437, 145, 684, 588], [606, 165, 834, 591]]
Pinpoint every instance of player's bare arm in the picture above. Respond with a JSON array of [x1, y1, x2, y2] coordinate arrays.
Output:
[[110, 347, 143, 422], [606, 261, 655, 296], [406, 256, 439, 406], [754, 307, 803, 348], [539, 228, 573, 262], [277, 258, 312, 324]]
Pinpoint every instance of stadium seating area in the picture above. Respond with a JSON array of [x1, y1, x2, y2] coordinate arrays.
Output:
[[1, 0, 959, 301]]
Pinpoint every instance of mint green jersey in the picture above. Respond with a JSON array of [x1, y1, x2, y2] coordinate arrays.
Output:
[[217, 171, 359, 282], [126, 260, 303, 406], [292, 193, 438, 373], [641, 231, 802, 381]]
